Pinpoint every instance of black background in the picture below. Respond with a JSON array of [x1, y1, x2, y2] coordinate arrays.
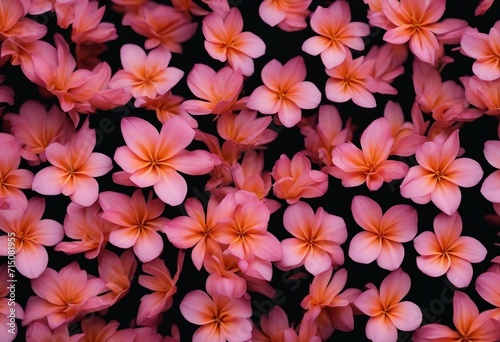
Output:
[[2, 0, 500, 340]]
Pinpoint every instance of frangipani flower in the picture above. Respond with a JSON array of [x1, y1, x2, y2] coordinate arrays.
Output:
[[413, 212, 487, 288], [460, 76, 500, 116], [31, 119, 113, 207], [302, 0, 370, 69], [203, 7, 266, 76], [461, 21, 500, 81], [400, 130, 483, 215], [278, 201, 347, 275], [412, 291, 500, 341], [330, 117, 409, 190], [348, 196, 418, 270], [0, 197, 63, 279], [354, 269, 422, 342], [247, 56, 321, 128], [180, 290, 252, 342], [258, 0, 311, 32], [108, 44, 184, 99], [113, 116, 214, 206]]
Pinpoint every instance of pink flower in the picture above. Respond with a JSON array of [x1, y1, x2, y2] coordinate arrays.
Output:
[[271, 152, 328, 204], [204, 253, 247, 298], [0, 197, 63, 278], [134, 91, 197, 127], [71, 316, 120, 342], [54, 201, 112, 259], [481, 140, 500, 203], [99, 190, 168, 263], [247, 56, 321, 128], [252, 305, 290, 341], [22, 262, 106, 329], [302, 1, 370, 69], [348, 196, 418, 270], [203, 8, 265, 76], [71, 0, 117, 45], [28, 0, 76, 29], [400, 130, 483, 215], [461, 21, 500, 81], [325, 54, 377, 108], [181, 64, 246, 115], [461, 76, 500, 116], [163, 196, 224, 270], [258, 0, 311, 32], [108, 44, 184, 99], [354, 269, 422, 342], [412, 291, 500, 342], [25, 322, 71, 342], [365, 43, 408, 95], [137, 251, 184, 326], [330, 117, 409, 191], [414, 212, 487, 288], [180, 290, 252, 342], [113, 116, 214, 206], [31, 119, 113, 207], [278, 201, 347, 275]]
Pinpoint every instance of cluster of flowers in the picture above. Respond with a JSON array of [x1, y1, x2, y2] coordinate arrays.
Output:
[[0, 0, 499, 341]]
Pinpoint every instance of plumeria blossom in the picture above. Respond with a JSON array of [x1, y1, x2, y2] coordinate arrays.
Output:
[[252, 305, 290, 341], [31, 119, 113, 207], [25, 322, 72, 342], [23, 262, 106, 329], [461, 21, 500, 81], [348, 196, 418, 270], [71, 316, 120, 342], [412, 291, 500, 341], [381, 0, 467, 63], [99, 190, 168, 263], [108, 44, 184, 99], [271, 152, 328, 204], [3, 100, 75, 165], [247, 56, 321, 128], [134, 91, 197, 127], [0, 197, 63, 278], [71, 0, 117, 45], [301, 267, 360, 339], [278, 201, 347, 275], [330, 117, 409, 190], [302, 0, 370, 69], [202, 8, 266, 76], [0, 264, 24, 342], [113, 116, 214, 206], [365, 43, 408, 95], [400, 130, 483, 215], [204, 252, 247, 299], [481, 139, 500, 202], [413, 212, 487, 288], [182, 64, 247, 115], [282, 313, 322, 342], [258, 0, 311, 32], [137, 251, 184, 326], [180, 290, 252, 342], [0, 0, 47, 43], [460, 76, 500, 116], [354, 269, 423, 342]]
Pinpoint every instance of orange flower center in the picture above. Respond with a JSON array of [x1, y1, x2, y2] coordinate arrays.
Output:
[[433, 170, 444, 181]]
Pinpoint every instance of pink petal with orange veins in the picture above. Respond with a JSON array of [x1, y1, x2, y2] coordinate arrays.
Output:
[[192, 324, 223, 342], [109, 227, 140, 249], [120, 117, 158, 160], [380, 269, 411, 306], [221, 318, 252, 341], [484, 140, 500, 168], [302, 36, 330, 56], [180, 290, 213, 325], [134, 229, 163, 263], [361, 117, 392, 162], [430, 180, 461, 215], [445, 158, 483, 188], [280, 56, 307, 86], [354, 289, 381, 316], [186, 64, 216, 100], [349, 231, 381, 264], [460, 28, 491, 59], [259, 0, 286, 27], [227, 49, 254, 76], [169, 150, 214, 175], [453, 291, 479, 332], [476, 272, 500, 306], [153, 67, 184, 96], [474, 58, 500, 81], [154, 168, 188, 206], [280, 238, 308, 267], [5, 169, 34, 188], [389, 301, 422, 331], [321, 44, 348, 69], [412, 323, 460, 341], [234, 31, 266, 58], [283, 201, 314, 236], [381, 204, 418, 242], [120, 44, 147, 73], [22, 297, 60, 326], [157, 116, 195, 157], [287, 82, 321, 109], [129, 165, 162, 188], [417, 254, 450, 277], [400, 166, 436, 199], [377, 239, 404, 270], [16, 241, 48, 279], [204, 41, 227, 62], [181, 100, 216, 115], [325, 78, 352, 103], [114, 146, 148, 174], [331, 143, 365, 172], [69, 176, 99, 207], [32, 166, 65, 195], [413, 231, 441, 255], [80, 153, 113, 177], [383, 26, 412, 44], [409, 30, 439, 64], [45, 142, 71, 169], [246, 85, 279, 114], [434, 212, 462, 243], [31, 219, 64, 245], [351, 196, 382, 232], [450, 236, 487, 263], [482, 171, 500, 202], [277, 98, 302, 128], [304, 247, 332, 275], [366, 315, 398, 342], [447, 257, 473, 288]]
